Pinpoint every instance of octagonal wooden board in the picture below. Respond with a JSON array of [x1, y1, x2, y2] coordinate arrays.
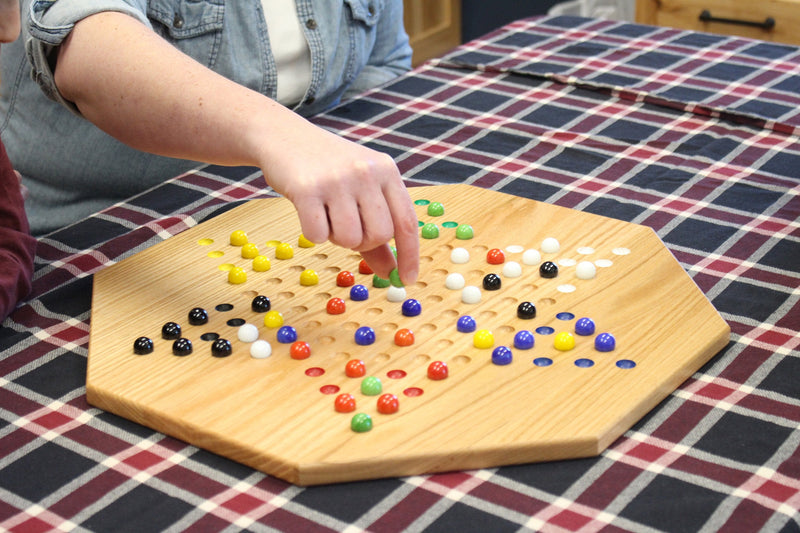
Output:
[[87, 184, 730, 485]]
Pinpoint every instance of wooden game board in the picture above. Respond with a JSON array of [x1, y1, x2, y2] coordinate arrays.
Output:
[[87, 184, 730, 485]]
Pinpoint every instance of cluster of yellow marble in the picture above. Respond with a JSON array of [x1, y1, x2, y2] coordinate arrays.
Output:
[[223, 230, 315, 284]]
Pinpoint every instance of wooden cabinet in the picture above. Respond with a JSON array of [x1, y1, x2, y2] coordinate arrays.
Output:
[[403, 0, 462, 66], [636, 0, 800, 45]]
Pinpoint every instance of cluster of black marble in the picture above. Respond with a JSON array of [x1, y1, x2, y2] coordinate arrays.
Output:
[[132, 296, 270, 358]]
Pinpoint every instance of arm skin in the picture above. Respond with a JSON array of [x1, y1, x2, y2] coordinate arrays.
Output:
[[54, 12, 419, 284]]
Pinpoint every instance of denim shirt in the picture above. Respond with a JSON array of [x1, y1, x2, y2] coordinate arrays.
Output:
[[0, 0, 411, 235]]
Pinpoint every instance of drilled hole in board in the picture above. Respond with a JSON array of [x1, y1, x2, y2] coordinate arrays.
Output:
[[414, 354, 431, 364], [436, 339, 454, 349]]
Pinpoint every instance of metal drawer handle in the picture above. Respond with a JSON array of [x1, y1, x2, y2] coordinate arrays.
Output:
[[699, 10, 775, 29]]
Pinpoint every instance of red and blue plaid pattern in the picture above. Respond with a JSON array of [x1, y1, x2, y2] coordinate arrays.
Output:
[[2, 15, 798, 532]]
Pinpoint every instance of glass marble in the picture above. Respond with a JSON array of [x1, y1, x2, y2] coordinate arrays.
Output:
[[461, 285, 481, 304], [275, 242, 294, 259], [427, 201, 445, 216], [351, 413, 373, 433], [188, 307, 208, 326], [517, 301, 536, 320], [250, 340, 272, 359], [455, 224, 474, 240], [502, 261, 522, 278], [377, 393, 400, 414], [229, 230, 248, 246], [350, 284, 369, 301], [595, 332, 616, 352], [263, 310, 284, 328], [541, 237, 560, 253], [492, 346, 513, 365], [427, 361, 448, 380], [345, 359, 366, 378], [237, 323, 259, 343], [450, 247, 469, 264], [514, 330, 534, 350], [457, 315, 477, 333], [161, 321, 181, 340], [276, 326, 298, 344], [389, 268, 403, 288], [554, 331, 576, 351], [361, 376, 383, 395], [473, 329, 494, 349], [421, 223, 439, 239], [241, 242, 259, 259], [482, 273, 501, 291], [336, 270, 355, 287], [522, 249, 541, 265], [355, 326, 376, 346], [299, 269, 319, 286], [372, 274, 391, 288], [358, 259, 373, 275], [394, 328, 415, 346], [401, 299, 422, 317], [445, 273, 465, 290], [172, 338, 193, 356], [575, 261, 597, 280], [298, 234, 315, 248], [326, 297, 346, 315], [486, 248, 505, 265], [387, 286, 407, 302], [290, 341, 311, 359], [575, 317, 596, 336], [251, 295, 271, 312], [133, 336, 154, 355], [539, 261, 558, 278], [335, 393, 356, 413], [211, 338, 233, 357], [228, 266, 247, 284]]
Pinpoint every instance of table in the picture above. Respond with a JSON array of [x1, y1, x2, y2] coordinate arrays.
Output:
[[2, 15, 798, 532]]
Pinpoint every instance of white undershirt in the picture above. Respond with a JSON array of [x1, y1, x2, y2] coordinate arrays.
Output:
[[261, 0, 312, 105]]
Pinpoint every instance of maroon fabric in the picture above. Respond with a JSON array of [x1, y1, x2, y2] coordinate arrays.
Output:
[[0, 140, 36, 321]]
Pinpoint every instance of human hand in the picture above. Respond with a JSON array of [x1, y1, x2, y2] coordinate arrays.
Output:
[[259, 124, 419, 286]]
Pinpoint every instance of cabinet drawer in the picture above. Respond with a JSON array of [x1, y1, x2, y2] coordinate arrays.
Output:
[[636, 0, 800, 45]]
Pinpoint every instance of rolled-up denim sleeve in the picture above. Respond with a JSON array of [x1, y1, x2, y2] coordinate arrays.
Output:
[[25, 0, 150, 111]]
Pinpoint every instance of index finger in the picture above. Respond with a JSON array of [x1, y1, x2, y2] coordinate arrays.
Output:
[[384, 180, 419, 286]]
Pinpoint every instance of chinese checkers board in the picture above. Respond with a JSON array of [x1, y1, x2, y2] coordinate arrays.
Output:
[[87, 184, 730, 486]]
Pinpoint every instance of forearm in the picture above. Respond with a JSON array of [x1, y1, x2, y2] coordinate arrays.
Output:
[[53, 11, 419, 284], [54, 11, 293, 169]]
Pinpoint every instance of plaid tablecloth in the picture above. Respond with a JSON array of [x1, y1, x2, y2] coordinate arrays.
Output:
[[2, 15, 798, 532]]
